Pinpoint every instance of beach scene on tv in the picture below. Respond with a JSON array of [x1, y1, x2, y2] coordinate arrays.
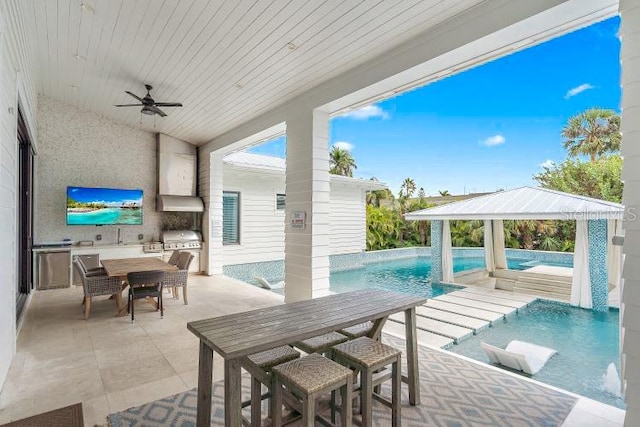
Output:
[[67, 186, 143, 225]]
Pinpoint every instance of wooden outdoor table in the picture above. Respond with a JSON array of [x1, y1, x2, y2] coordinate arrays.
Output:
[[101, 257, 178, 315], [101, 257, 178, 277], [187, 289, 426, 427]]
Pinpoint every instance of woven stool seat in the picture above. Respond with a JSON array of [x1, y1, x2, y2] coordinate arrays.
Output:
[[331, 337, 402, 427], [247, 345, 300, 370], [272, 353, 353, 426], [333, 336, 401, 368], [295, 331, 348, 354], [241, 346, 300, 426], [339, 322, 374, 339], [273, 353, 352, 394]]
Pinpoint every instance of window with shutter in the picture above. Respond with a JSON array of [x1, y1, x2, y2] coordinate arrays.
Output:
[[223, 192, 240, 244]]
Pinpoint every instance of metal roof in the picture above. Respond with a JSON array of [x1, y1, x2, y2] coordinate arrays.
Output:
[[404, 187, 624, 221], [223, 151, 387, 190]]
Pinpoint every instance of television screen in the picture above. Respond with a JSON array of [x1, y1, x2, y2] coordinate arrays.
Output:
[[67, 186, 143, 225]]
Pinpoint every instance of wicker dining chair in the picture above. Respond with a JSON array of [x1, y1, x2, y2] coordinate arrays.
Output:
[[163, 252, 194, 304], [127, 270, 166, 322], [72, 259, 123, 320], [167, 250, 181, 266]]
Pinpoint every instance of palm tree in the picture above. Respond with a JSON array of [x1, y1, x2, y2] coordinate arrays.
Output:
[[329, 147, 357, 177], [438, 190, 450, 196], [366, 177, 394, 207], [399, 177, 416, 199], [562, 108, 621, 162]]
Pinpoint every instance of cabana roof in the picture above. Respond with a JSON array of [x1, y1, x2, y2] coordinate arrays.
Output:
[[405, 186, 624, 221]]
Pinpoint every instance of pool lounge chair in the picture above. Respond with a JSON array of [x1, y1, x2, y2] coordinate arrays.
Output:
[[481, 340, 556, 375], [254, 276, 284, 290]]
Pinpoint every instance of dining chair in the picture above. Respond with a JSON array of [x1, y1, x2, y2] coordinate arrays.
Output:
[[126, 270, 166, 322], [167, 250, 181, 266], [72, 259, 123, 319], [164, 252, 194, 304]]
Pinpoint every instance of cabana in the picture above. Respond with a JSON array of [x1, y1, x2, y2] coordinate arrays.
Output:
[[405, 187, 625, 312]]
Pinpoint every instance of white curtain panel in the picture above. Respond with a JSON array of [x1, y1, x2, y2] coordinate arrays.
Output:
[[571, 220, 592, 309], [484, 220, 495, 273], [442, 220, 454, 282], [492, 219, 507, 270]]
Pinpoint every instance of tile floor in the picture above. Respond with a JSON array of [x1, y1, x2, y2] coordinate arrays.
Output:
[[0, 274, 627, 426]]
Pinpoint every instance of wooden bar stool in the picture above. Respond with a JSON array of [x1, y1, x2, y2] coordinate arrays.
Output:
[[294, 331, 348, 354], [271, 353, 353, 427], [240, 346, 300, 427], [331, 337, 402, 427], [339, 321, 374, 339]]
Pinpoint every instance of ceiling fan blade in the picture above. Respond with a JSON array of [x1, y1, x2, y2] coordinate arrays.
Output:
[[125, 91, 144, 102], [154, 102, 183, 107], [151, 106, 167, 117], [114, 103, 144, 107]]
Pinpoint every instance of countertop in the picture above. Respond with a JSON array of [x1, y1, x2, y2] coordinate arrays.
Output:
[[32, 243, 148, 252]]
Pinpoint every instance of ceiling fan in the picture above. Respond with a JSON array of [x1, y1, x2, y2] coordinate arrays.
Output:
[[115, 84, 182, 117]]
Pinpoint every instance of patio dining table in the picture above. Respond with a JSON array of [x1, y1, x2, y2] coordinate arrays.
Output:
[[187, 289, 426, 426], [101, 257, 178, 315]]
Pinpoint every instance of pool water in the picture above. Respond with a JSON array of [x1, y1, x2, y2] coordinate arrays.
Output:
[[328, 256, 620, 409], [329, 255, 573, 296], [449, 301, 624, 409], [330, 257, 463, 298], [455, 256, 574, 271]]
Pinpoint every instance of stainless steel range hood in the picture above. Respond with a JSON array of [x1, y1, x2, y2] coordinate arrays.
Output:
[[157, 194, 204, 212], [157, 134, 204, 212]]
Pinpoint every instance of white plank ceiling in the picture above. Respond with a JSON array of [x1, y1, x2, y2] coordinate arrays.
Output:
[[29, 0, 483, 145]]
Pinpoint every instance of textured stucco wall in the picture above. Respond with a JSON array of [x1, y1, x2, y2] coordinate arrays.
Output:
[[35, 96, 161, 244]]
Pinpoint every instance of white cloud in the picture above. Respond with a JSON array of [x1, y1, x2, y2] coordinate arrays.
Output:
[[540, 159, 555, 169], [343, 104, 389, 120], [480, 134, 506, 147], [564, 83, 594, 99], [333, 141, 354, 151]]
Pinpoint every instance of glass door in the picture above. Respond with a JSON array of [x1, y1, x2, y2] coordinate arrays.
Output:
[[16, 107, 34, 320]]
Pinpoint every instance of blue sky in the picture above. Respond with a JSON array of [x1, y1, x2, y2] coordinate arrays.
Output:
[[249, 17, 620, 195], [68, 186, 143, 206]]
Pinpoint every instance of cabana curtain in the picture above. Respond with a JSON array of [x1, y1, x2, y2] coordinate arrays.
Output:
[[484, 220, 495, 273], [571, 220, 592, 309], [492, 220, 507, 270]]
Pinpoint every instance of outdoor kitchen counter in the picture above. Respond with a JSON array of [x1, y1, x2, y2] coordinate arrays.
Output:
[[188, 289, 426, 427]]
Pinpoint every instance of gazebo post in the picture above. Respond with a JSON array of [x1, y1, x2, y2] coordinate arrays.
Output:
[[588, 219, 609, 312], [431, 220, 443, 282]]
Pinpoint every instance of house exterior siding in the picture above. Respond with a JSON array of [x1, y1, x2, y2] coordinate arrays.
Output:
[[221, 165, 370, 266], [0, 0, 38, 389], [620, 0, 640, 421]]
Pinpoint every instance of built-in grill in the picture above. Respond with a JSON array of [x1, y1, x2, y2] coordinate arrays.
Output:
[[162, 230, 202, 250]]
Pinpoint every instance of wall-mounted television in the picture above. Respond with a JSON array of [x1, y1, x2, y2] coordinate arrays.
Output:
[[67, 186, 143, 225]]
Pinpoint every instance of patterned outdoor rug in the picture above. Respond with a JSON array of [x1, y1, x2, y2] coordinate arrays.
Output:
[[107, 335, 577, 426]]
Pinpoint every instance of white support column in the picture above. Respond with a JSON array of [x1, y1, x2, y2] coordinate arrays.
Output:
[[620, 0, 640, 421], [284, 108, 331, 302], [204, 152, 224, 275], [492, 220, 507, 270]]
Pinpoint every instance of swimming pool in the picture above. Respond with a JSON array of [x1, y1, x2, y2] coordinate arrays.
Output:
[[328, 255, 573, 295], [329, 257, 463, 298], [449, 300, 624, 409], [328, 257, 621, 409]]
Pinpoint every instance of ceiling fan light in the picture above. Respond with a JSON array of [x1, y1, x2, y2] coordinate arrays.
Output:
[[141, 106, 155, 115]]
